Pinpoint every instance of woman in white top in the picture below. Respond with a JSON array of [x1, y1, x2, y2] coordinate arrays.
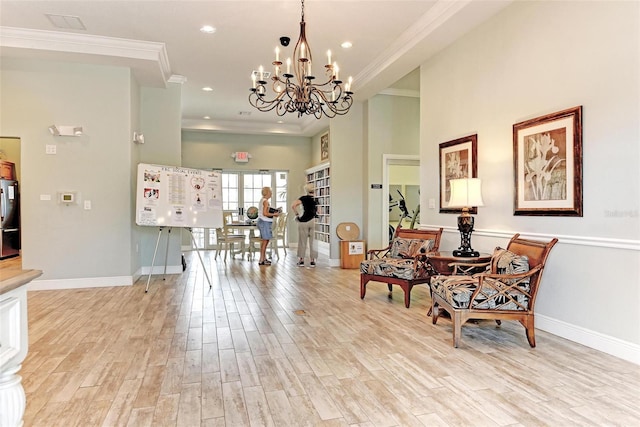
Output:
[[257, 186, 280, 265]]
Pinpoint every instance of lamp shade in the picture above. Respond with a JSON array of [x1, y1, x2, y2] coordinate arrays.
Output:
[[448, 178, 484, 208]]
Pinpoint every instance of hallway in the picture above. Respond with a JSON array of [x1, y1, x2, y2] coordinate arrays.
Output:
[[20, 251, 640, 426]]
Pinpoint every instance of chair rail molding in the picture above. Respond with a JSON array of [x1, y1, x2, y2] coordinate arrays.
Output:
[[423, 225, 640, 251]]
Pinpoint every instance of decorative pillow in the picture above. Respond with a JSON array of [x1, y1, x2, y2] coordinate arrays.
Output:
[[389, 237, 410, 258], [492, 247, 530, 278], [390, 238, 434, 259]]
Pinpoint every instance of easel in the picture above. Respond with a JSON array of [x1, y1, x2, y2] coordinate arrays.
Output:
[[145, 226, 211, 292]]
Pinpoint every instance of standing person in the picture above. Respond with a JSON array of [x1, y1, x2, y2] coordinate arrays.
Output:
[[257, 186, 280, 266], [291, 183, 318, 267]]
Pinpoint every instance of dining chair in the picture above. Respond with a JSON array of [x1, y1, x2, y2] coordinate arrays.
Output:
[[270, 212, 288, 259], [214, 227, 246, 262]]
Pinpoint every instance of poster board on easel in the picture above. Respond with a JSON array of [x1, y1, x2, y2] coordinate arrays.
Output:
[[135, 163, 223, 229]]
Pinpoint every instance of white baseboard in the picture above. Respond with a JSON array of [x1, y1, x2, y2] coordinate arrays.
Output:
[[537, 314, 640, 365], [27, 266, 183, 290], [139, 264, 183, 275], [28, 275, 133, 291]]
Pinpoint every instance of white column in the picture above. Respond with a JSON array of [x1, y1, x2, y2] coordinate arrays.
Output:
[[0, 364, 26, 427]]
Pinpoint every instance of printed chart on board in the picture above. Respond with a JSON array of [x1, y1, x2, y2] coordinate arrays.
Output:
[[135, 163, 223, 229]]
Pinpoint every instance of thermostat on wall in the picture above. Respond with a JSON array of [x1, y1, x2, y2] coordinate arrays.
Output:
[[58, 191, 77, 204]]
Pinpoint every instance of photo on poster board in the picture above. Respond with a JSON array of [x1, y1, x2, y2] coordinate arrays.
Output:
[[135, 163, 223, 228]]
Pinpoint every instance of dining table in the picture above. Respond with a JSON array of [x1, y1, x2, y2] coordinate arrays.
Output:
[[224, 221, 259, 258]]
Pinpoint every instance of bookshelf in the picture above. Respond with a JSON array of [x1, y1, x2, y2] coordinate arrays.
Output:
[[306, 162, 331, 244]]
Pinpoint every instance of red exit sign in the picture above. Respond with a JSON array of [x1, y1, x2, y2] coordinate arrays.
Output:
[[234, 151, 250, 162]]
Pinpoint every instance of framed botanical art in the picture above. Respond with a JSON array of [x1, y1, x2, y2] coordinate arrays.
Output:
[[320, 132, 329, 161], [439, 134, 478, 213], [513, 106, 583, 216]]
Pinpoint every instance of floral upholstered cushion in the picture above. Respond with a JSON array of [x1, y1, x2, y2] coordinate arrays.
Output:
[[430, 247, 532, 310], [360, 258, 428, 280], [492, 247, 530, 283], [389, 238, 435, 259], [430, 276, 477, 308]]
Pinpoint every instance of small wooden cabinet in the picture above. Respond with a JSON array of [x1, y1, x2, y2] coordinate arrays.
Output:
[[340, 240, 366, 269], [0, 161, 16, 180]]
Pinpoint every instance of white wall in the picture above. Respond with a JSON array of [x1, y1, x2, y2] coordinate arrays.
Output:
[[181, 130, 311, 244], [129, 73, 142, 277], [420, 1, 639, 362], [329, 102, 365, 262], [135, 84, 184, 273], [365, 94, 421, 249], [0, 58, 136, 287]]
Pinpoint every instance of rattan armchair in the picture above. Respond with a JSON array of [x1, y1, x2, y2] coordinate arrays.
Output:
[[431, 234, 558, 347]]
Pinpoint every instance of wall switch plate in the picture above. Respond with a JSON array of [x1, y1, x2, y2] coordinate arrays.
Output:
[[40, 194, 51, 201], [428, 198, 436, 209], [84, 200, 92, 210], [46, 145, 56, 155]]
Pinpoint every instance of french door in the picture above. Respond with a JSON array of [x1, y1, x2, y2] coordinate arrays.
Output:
[[195, 170, 288, 249]]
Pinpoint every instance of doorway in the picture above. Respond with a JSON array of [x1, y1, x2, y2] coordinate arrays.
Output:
[[0, 137, 22, 265], [382, 154, 420, 245]]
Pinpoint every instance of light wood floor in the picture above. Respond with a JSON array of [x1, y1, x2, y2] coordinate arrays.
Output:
[[0, 253, 21, 269], [14, 251, 640, 426]]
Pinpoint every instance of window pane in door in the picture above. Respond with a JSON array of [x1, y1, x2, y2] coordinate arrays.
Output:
[[244, 173, 272, 211], [222, 172, 239, 211], [275, 171, 288, 211]]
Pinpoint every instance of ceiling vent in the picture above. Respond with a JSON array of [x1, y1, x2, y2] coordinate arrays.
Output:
[[46, 14, 86, 30]]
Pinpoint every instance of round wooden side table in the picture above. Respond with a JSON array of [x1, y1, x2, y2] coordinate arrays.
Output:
[[427, 251, 492, 276]]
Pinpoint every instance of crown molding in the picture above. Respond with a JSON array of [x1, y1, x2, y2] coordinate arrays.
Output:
[[168, 75, 187, 85], [0, 26, 171, 87], [378, 88, 420, 98], [356, 0, 472, 94]]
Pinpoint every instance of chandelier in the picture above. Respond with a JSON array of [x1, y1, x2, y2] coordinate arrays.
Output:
[[249, 0, 354, 119]]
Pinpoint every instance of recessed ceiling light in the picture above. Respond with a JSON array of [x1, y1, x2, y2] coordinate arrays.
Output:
[[238, 111, 252, 116], [341, 41, 353, 49], [277, 120, 284, 124], [203, 116, 211, 120], [202, 87, 213, 92], [200, 25, 216, 34]]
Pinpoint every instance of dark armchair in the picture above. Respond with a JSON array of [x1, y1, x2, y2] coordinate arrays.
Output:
[[360, 227, 443, 308]]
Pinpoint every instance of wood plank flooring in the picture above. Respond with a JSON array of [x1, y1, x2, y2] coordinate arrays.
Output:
[[11, 251, 640, 426]]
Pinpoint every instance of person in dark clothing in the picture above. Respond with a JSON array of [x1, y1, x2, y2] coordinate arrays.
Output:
[[291, 183, 318, 267]]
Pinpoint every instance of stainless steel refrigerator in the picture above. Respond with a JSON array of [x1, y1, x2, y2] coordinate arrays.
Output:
[[0, 178, 20, 259]]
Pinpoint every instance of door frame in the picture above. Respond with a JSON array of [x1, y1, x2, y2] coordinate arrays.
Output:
[[382, 154, 420, 245]]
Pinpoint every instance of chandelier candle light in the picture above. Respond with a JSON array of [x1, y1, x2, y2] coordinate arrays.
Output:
[[249, 0, 354, 118], [448, 178, 484, 257]]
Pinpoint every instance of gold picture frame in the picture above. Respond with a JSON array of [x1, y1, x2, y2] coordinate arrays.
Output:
[[513, 106, 583, 216], [439, 134, 478, 213], [320, 132, 329, 161]]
